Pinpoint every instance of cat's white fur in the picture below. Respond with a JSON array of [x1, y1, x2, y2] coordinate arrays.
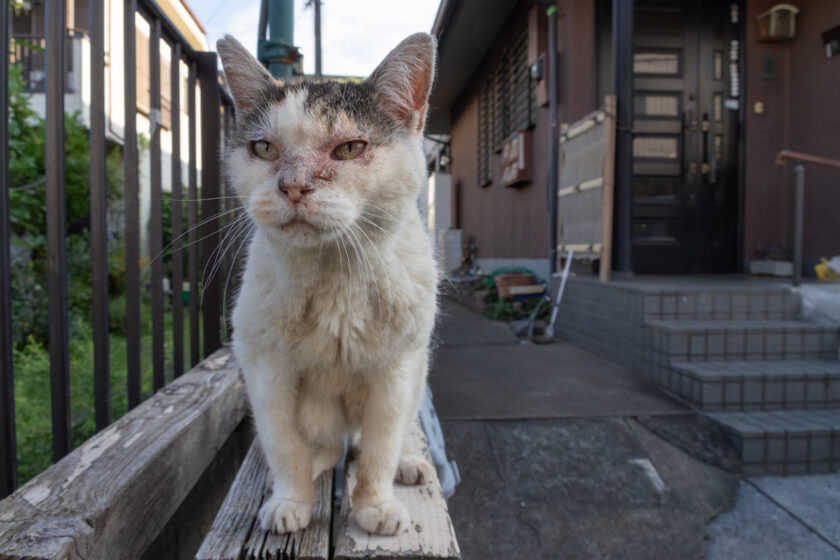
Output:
[[218, 33, 438, 536]]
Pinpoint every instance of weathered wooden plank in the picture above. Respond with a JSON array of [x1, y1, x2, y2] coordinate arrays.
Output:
[[196, 442, 332, 560], [599, 94, 617, 282], [334, 423, 461, 560], [0, 348, 247, 560]]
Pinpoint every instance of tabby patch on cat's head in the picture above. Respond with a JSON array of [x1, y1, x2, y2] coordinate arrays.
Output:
[[217, 33, 436, 248]]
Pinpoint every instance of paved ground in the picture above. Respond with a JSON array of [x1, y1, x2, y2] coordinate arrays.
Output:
[[429, 298, 840, 559]]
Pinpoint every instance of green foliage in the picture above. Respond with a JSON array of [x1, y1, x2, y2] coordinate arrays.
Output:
[[483, 291, 551, 322]]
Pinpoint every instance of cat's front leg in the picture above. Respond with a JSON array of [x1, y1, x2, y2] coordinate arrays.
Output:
[[245, 367, 315, 534], [351, 363, 422, 535]]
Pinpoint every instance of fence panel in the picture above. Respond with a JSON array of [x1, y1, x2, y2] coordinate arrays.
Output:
[[0, 0, 237, 498]]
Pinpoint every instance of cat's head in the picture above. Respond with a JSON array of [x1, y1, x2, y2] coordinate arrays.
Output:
[[217, 33, 436, 248]]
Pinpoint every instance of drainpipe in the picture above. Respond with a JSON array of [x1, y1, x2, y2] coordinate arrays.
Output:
[[547, 3, 559, 275], [612, 0, 634, 275], [258, 0, 299, 80]]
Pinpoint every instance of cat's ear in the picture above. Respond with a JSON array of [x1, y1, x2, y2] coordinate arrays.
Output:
[[367, 33, 437, 133], [217, 34, 275, 114]]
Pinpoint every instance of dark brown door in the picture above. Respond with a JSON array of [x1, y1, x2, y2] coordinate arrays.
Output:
[[631, 0, 739, 273]]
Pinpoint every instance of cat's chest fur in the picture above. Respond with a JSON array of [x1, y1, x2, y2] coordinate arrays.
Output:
[[234, 227, 435, 375]]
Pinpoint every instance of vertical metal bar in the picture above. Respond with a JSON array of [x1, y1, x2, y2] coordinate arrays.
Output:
[[547, 5, 558, 275], [149, 19, 164, 391], [222, 106, 235, 340], [46, 0, 71, 461], [124, 0, 142, 409], [314, 0, 322, 78], [197, 52, 222, 357], [612, 0, 634, 275], [187, 64, 200, 366], [89, 0, 109, 430], [792, 163, 804, 288], [171, 43, 184, 378], [0, 0, 19, 497]]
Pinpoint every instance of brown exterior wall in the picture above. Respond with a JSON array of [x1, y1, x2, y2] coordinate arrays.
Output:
[[744, 0, 840, 262], [450, 0, 597, 261]]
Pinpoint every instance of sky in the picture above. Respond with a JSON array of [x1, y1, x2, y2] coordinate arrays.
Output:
[[191, 0, 442, 78]]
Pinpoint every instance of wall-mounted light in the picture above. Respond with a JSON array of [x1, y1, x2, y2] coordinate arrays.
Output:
[[755, 4, 799, 42], [823, 25, 840, 59]]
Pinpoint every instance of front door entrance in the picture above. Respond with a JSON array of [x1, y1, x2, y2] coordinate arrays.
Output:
[[631, 0, 740, 273]]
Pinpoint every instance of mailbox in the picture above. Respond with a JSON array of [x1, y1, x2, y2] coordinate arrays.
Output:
[[755, 4, 799, 42], [500, 130, 532, 188]]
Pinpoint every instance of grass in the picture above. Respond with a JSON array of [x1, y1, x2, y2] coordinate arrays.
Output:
[[13, 297, 202, 484]]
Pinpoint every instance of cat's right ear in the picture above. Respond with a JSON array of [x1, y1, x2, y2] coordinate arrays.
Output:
[[217, 35, 275, 114]]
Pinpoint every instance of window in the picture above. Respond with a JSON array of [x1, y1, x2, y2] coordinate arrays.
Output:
[[136, 28, 172, 129], [476, 28, 534, 187], [478, 80, 493, 187]]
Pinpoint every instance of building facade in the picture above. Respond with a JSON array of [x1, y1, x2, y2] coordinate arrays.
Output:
[[428, 0, 840, 280]]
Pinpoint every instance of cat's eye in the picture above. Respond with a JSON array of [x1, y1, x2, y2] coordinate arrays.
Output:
[[331, 141, 367, 161], [252, 140, 279, 161]]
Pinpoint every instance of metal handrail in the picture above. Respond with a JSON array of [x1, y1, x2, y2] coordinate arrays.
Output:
[[775, 149, 840, 287]]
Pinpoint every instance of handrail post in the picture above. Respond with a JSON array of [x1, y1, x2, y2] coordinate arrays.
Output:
[[792, 162, 804, 287]]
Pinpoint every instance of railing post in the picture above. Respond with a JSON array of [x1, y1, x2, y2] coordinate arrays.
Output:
[[171, 42, 184, 378], [46, 0, 71, 461], [793, 162, 804, 287], [124, 0, 142, 410], [197, 52, 223, 357], [149, 19, 165, 391], [90, 0, 110, 430], [0, 0, 19, 497]]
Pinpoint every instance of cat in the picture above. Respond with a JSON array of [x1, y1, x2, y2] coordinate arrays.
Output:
[[216, 33, 439, 536]]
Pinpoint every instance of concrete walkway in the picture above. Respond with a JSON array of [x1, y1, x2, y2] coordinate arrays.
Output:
[[429, 298, 840, 559]]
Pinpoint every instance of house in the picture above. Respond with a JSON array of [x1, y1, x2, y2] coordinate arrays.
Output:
[[9, 0, 208, 254], [427, 0, 840, 280], [427, 0, 840, 477]]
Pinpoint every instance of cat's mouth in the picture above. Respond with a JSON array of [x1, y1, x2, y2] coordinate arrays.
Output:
[[280, 217, 320, 234]]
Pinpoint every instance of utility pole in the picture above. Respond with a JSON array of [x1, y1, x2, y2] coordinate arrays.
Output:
[[314, 0, 322, 78], [257, 0, 299, 80]]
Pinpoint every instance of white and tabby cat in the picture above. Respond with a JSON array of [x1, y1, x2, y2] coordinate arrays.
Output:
[[216, 33, 438, 536]]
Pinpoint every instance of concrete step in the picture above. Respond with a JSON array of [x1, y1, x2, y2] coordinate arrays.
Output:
[[646, 319, 839, 362], [708, 409, 840, 475], [667, 360, 840, 411]]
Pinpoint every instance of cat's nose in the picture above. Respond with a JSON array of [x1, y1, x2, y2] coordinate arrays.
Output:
[[279, 183, 312, 203]]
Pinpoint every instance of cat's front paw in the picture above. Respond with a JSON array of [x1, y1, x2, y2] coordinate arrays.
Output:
[[354, 498, 409, 535], [396, 454, 433, 486], [259, 497, 313, 534]]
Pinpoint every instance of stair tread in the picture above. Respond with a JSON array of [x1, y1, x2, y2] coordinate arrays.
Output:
[[647, 319, 837, 331], [672, 360, 840, 380], [708, 409, 840, 436]]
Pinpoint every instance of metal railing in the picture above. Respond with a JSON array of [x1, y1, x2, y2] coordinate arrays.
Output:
[[0, 0, 237, 497], [775, 150, 840, 287]]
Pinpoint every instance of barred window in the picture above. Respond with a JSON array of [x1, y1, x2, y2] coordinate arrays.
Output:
[[477, 28, 534, 187], [478, 80, 493, 187]]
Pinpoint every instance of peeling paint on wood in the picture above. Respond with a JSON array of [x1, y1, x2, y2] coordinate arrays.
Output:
[[0, 348, 247, 560], [333, 422, 461, 559]]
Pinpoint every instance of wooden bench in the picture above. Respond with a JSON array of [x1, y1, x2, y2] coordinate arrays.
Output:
[[196, 423, 461, 560], [0, 348, 459, 560]]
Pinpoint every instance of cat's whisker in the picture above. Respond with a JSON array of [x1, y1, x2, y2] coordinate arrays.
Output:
[[350, 221, 393, 325], [145, 205, 248, 270], [347, 222, 384, 320], [201, 213, 254, 304], [221, 222, 255, 332]]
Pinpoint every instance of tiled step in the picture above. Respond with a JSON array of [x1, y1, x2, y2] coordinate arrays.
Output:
[[640, 287, 800, 321], [646, 319, 839, 362], [667, 360, 840, 411], [708, 409, 840, 475]]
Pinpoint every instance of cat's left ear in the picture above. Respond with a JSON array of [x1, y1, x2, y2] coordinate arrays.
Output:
[[367, 33, 437, 134], [217, 34, 276, 115]]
